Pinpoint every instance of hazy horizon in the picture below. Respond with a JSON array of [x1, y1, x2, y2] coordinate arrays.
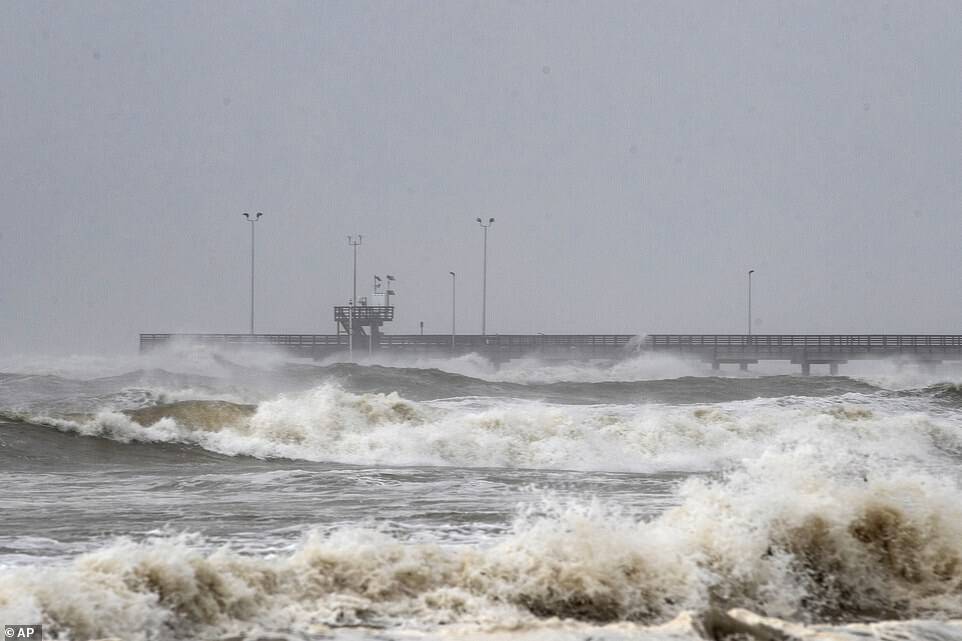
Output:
[[2, 1, 961, 355]]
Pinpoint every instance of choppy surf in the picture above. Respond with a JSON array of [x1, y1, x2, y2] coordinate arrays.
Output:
[[4, 456, 962, 640], [2, 350, 962, 640]]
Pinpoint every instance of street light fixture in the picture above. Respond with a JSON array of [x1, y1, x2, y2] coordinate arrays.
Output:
[[347, 235, 362, 361], [747, 269, 755, 338], [449, 271, 456, 351], [476, 217, 495, 335], [241, 212, 263, 334]]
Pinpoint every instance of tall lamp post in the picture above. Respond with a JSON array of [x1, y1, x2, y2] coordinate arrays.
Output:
[[449, 271, 456, 351], [242, 212, 263, 334], [747, 269, 755, 338], [476, 217, 494, 335], [348, 235, 362, 361]]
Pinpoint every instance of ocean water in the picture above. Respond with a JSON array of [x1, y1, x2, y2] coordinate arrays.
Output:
[[2, 347, 962, 640]]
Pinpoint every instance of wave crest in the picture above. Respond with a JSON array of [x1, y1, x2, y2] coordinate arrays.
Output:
[[3, 456, 962, 639], [13, 384, 960, 472]]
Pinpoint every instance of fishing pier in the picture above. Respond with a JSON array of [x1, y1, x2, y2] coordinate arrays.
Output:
[[139, 329, 637, 363], [140, 327, 962, 374], [644, 334, 962, 374]]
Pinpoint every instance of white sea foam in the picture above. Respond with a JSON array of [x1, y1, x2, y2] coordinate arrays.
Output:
[[842, 358, 962, 391], [3, 450, 961, 640], [329, 351, 714, 384], [0, 339, 301, 380], [33, 384, 962, 473], [8, 338, 962, 392]]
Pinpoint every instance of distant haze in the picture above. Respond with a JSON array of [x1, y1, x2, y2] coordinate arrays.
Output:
[[2, 1, 961, 354]]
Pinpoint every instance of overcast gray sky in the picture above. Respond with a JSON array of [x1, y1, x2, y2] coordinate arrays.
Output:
[[1, 1, 961, 354]]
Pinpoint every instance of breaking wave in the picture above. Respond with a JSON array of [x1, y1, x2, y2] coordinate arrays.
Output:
[[15, 383, 962, 472], [3, 452, 962, 640]]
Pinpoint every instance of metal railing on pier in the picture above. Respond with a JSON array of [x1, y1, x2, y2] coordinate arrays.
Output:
[[139, 333, 962, 363], [643, 334, 962, 357], [139, 333, 636, 357]]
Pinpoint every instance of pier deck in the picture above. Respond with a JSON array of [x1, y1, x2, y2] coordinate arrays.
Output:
[[139, 333, 962, 373], [139, 333, 636, 362], [644, 334, 962, 374]]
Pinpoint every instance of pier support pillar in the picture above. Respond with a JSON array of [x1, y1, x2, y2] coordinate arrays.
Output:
[[739, 362, 748, 371], [829, 362, 839, 376], [801, 362, 811, 376], [711, 361, 720, 371]]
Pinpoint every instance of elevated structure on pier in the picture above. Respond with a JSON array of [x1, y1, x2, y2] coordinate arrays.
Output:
[[334, 305, 394, 347]]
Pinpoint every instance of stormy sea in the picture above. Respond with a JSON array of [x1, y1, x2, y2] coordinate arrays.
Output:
[[2, 346, 962, 641]]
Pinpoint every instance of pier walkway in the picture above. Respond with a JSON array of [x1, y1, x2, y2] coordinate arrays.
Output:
[[139, 333, 636, 362], [646, 334, 962, 374], [139, 333, 962, 374]]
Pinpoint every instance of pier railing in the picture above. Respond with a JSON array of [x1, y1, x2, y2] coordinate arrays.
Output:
[[139, 333, 635, 357], [333, 306, 394, 323], [139, 333, 348, 349], [139, 333, 962, 364], [377, 334, 634, 348], [644, 334, 962, 356]]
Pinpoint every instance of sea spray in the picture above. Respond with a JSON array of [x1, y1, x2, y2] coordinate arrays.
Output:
[[4, 453, 962, 640], [6, 357, 962, 640], [20, 384, 962, 473]]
